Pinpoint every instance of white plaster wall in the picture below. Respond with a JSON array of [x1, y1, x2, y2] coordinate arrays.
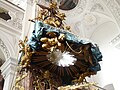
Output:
[[90, 22, 120, 90], [0, 1, 24, 90]]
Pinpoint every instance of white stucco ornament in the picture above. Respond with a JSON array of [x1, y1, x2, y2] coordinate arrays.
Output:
[[84, 13, 97, 26]]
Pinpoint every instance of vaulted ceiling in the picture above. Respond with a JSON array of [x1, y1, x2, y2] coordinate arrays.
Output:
[[1, 0, 120, 48], [61, 0, 120, 48], [0, 0, 120, 59]]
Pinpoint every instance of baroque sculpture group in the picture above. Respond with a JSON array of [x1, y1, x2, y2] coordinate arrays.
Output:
[[13, 1, 103, 90]]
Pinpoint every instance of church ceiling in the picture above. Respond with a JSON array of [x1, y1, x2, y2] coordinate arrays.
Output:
[[2, 0, 120, 47]]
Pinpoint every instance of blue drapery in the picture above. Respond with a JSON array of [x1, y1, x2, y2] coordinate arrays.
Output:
[[26, 21, 103, 85], [28, 21, 102, 72]]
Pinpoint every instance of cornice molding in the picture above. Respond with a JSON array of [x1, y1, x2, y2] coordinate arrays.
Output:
[[0, 0, 24, 32], [0, 0, 25, 13], [1, 0, 24, 12], [0, 19, 22, 36], [110, 34, 120, 49], [110, 34, 120, 45]]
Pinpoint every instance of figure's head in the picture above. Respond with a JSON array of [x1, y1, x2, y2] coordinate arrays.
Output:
[[50, 2, 57, 9], [44, 70, 50, 79]]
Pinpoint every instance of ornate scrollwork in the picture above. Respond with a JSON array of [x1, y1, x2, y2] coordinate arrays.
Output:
[[0, 39, 10, 58]]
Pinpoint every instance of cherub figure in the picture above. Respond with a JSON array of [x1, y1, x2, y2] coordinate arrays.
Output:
[[40, 32, 65, 52], [18, 36, 33, 68]]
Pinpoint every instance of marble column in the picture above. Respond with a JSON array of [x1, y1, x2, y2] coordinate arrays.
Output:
[[0, 57, 17, 90]]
